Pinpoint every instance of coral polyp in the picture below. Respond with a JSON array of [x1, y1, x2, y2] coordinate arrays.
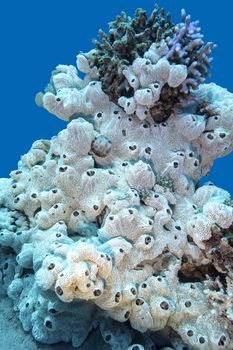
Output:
[[0, 4, 233, 350]]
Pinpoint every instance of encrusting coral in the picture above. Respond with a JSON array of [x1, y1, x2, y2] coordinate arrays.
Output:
[[1, 4, 233, 350]]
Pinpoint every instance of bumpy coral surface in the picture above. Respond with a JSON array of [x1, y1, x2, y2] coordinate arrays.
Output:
[[1, 4, 233, 350]]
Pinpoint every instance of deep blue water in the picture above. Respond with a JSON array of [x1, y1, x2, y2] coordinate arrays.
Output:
[[0, 0, 232, 193]]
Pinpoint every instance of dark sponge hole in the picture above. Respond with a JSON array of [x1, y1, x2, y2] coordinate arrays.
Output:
[[45, 320, 53, 329], [105, 334, 112, 342]]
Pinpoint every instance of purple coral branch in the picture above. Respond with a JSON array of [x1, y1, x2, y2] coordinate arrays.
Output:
[[166, 8, 216, 94]]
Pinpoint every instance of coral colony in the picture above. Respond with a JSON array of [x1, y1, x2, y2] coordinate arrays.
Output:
[[0, 5, 233, 350]]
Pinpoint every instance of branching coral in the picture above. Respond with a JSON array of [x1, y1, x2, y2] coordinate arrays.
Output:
[[78, 5, 215, 122], [89, 6, 175, 101], [1, 4, 233, 350]]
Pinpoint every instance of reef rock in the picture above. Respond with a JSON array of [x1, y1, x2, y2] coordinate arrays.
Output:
[[1, 4, 233, 350]]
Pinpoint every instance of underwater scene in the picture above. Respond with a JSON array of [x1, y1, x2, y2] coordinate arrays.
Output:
[[0, 1, 233, 349]]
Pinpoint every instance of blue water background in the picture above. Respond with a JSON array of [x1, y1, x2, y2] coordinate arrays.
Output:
[[0, 0, 232, 193]]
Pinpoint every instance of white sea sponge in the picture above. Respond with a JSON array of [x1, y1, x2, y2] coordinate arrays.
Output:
[[203, 202, 233, 228], [76, 50, 99, 79], [1, 29, 233, 350], [43, 89, 81, 121], [125, 161, 156, 190], [176, 113, 206, 141], [122, 66, 140, 89], [150, 58, 171, 83], [35, 255, 64, 290], [135, 104, 151, 120], [54, 118, 94, 156], [52, 65, 82, 90], [134, 88, 154, 106], [167, 64, 188, 88], [102, 207, 153, 241], [118, 42, 189, 121], [118, 96, 137, 115], [192, 184, 230, 207], [186, 214, 213, 248], [143, 40, 169, 63], [43, 81, 109, 121], [20, 140, 50, 168]]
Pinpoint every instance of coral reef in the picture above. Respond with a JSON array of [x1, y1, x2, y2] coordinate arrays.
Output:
[[1, 4, 233, 350], [38, 5, 215, 123], [81, 6, 215, 122]]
